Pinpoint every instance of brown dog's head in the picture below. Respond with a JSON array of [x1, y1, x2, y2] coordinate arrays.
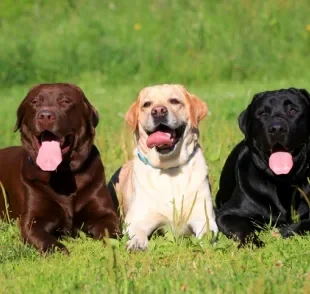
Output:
[[125, 84, 207, 168], [15, 83, 98, 172]]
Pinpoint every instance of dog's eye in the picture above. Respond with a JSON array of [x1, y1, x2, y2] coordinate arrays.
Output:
[[142, 101, 152, 108], [257, 111, 267, 118], [289, 109, 297, 116], [169, 98, 180, 105], [32, 95, 44, 105], [59, 99, 71, 105]]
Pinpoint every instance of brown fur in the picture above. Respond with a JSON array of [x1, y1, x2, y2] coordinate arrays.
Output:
[[0, 83, 119, 254]]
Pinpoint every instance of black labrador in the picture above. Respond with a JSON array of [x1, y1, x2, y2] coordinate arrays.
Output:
[[216, 88, 310, 247]]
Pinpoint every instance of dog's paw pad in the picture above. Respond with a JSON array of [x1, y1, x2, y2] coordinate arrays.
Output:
[[126, 238, 148, 252]]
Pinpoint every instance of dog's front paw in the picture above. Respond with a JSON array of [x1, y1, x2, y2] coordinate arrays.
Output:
[[40, 242, 70, 255], [280, 224, 298, 238], [237, 234, 264, 249], [209, 220, 219, 236], [126, 237, 148, 252]]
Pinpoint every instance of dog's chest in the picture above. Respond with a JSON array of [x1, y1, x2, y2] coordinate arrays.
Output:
[[48, 192, 75, 231], [133, 156, 208, 217], [48, 173, 86, 233]]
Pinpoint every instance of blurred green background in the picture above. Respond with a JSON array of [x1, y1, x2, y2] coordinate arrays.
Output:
[[0, 0, 310, 88]]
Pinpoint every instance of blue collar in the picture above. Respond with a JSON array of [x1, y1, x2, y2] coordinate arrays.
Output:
[[136, 146, 198, 170], [137, 149, 160, 169]]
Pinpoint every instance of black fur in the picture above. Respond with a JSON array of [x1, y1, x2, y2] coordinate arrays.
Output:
[[216, 88, 310, 247], [107, 167, 121, 211]]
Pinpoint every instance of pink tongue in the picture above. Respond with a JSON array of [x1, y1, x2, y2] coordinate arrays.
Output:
[[146, 131, 174, 148], [268, 152, 293, 175], [36, 141, 62, 171]]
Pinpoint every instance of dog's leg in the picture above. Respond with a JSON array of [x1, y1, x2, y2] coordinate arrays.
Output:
[[75, 182, 121, 239], [21, 209, 69, 255], [188, 211, 219, 239], [280, 219, 310, 237], [188, 220, 208, 239], [216, 213, 264, 247], [87, 211, 120, 240], [125, 208, 165, 251], [188, 183, 218, 239]]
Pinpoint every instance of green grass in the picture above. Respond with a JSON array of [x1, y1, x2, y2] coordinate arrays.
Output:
[[0, 79, 309, 293], [0, 0, 310, 87]]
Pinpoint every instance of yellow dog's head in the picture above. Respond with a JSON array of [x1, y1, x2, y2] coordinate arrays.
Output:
[[125, 84, 208, 168]]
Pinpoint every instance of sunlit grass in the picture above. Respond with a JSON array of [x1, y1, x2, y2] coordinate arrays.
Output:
[[0, 79, 309, 293], [0, 0, 310, 87]]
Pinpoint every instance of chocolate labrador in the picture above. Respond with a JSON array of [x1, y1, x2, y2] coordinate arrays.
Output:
[[0, 83, 119, 254], [216, 88, 310, 247]]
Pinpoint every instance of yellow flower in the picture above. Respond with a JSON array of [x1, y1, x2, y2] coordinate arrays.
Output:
[[134, 23, 142, 31], [306, 24, 310, 32]]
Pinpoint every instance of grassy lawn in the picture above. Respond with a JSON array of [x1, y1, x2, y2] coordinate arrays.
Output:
[[0, 79, 309, 293]]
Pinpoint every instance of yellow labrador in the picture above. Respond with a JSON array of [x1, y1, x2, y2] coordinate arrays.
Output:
[[108, 84, 218, 250]]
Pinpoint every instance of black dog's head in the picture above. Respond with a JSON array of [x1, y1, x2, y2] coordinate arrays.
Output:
[[239, 88, 310, 176]]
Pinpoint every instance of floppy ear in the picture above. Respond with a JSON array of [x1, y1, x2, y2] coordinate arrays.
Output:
[[178, 85, 208, 128], [70, 84, 98, 135], [238, 92, 264, 135], [188, 94, 208, 128], [83, 98, 99, 135], [125, 101, 139, 131], [89, 105, 99, 130], [14, 97, 28, 132], [238, 108, 249, 135], [297, 88, 310, 103], [14, 103, 24, 132], [14, 85, 40, 132]]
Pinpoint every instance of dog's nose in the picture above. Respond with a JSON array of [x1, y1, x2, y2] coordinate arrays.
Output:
[[268, 123, 287, 135], [151, 105, 168, 118], [37, 110, 56, 124]]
